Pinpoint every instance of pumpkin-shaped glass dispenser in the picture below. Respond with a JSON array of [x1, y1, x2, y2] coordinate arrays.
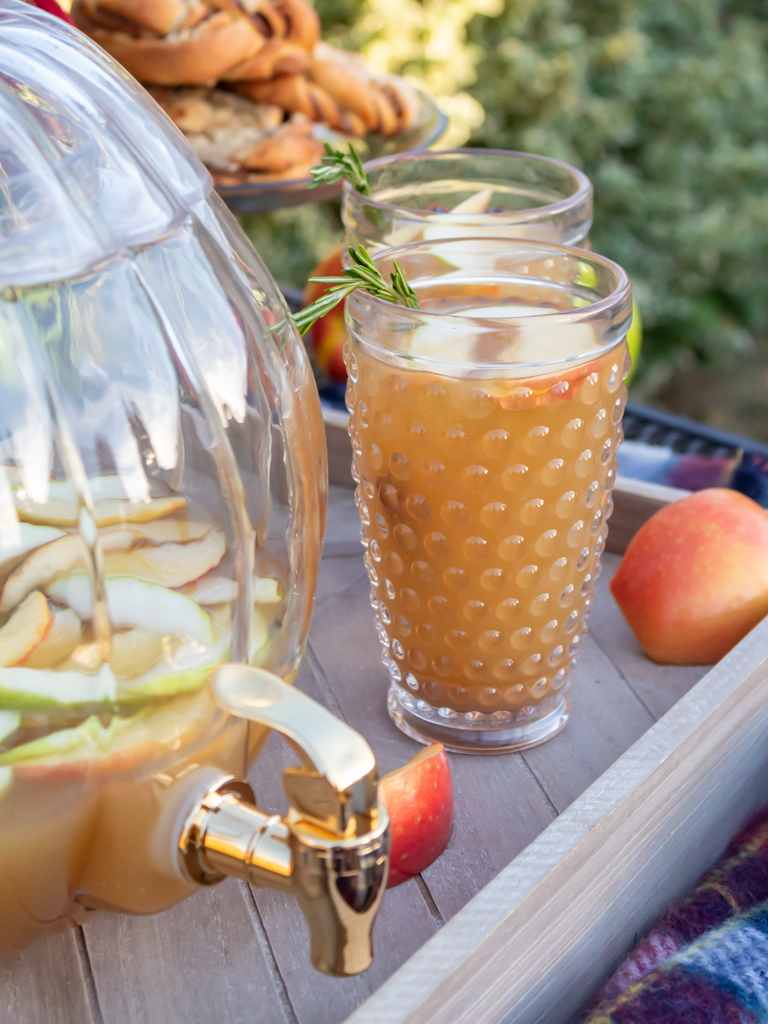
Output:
[[0, 2, 389, 976]]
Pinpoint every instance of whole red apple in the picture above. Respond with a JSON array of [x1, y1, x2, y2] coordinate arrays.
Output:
[[379, 742, 453, 887], [304, 246, 348, 382], [611, 488, 768, 664]]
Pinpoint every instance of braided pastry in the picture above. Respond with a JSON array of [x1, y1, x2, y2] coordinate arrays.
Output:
[[72, 2, 263, 85], [72, 0, 320, 85], [236, 75, 372, 136], [73, 0, 423, 181], [240, 120, 324, 172], [222, 38, 309, 81], [77, 0, 207, 35]]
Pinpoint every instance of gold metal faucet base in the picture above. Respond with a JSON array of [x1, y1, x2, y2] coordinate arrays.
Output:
[[174, 665, 391, 977]]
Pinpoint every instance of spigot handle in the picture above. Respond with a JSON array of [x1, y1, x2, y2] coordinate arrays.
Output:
[[176, 665, 390, 977], [209, 664, 378, 835]]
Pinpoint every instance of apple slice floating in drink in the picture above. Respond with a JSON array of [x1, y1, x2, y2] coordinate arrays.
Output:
[[0, 592, 52, 667], [21, 609, 84, 670], [0, 691, 212, 780], [0, 523, 66, 579], [102, 529, 226, 588], [45, 575, 215, 647], [0, 663, 117, 712], [100, 515, 212, 547], [14, 476, 188, 528], [0, 531, 134, 613], [0, 710, 20, 745]]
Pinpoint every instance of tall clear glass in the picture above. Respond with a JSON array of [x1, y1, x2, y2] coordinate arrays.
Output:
[[342, 149, 593, 253], [345, 238, 632, 752]]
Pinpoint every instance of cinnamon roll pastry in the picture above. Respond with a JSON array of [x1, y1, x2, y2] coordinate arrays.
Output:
[[222, 37, 309, 81], [72, 2, 263, 85]]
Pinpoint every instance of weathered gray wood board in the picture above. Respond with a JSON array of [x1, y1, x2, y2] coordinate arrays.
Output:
[[0, 484, 713, 1024]]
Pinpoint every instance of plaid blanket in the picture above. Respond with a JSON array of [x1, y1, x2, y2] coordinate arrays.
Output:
[[585, 809, 768, 1023]]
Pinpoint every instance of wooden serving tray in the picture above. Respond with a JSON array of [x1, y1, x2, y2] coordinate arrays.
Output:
[[4, 426, 766, 1024]]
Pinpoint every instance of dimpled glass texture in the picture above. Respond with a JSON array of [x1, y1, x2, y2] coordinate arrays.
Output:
[[346, 238, 631, 752], [0, 3, 325, 958]]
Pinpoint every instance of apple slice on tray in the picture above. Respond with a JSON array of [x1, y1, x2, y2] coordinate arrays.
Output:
[[379, 742, 453, 887]]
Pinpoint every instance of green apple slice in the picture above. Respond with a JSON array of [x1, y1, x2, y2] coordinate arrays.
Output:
[[109, 629, 174, 680], [0, 710, 136, 767], [0, 531, 134, 613], [0, 691, 213, 779], [254, 577, 282, 604], [0, 710, 20, 745], [117, 663, 214, 703], [0, 663, 117, 711], [250, 607, 269, 663], [0, 592, 52, 667], [46, 575, 215, 647], [0, 766, 11, 799], [116, 632, 230, 701], [102, 529, 226, 588], [22, 608, 82, 670]]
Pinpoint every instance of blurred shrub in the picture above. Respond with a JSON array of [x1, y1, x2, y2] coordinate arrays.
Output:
[[239, 202, 342, 291], [468, 0, 768, 393], [244, 0, 768, 395]]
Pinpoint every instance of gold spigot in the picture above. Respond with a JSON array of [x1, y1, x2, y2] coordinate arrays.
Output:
[[177, 665, 390, 977]]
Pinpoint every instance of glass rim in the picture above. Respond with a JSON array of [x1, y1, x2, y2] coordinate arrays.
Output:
[[346, 236, 632, 374], [345, 148, 593, 223]]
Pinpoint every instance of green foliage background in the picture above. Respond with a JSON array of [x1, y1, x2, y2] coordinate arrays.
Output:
[[242, 0, 768, 401]]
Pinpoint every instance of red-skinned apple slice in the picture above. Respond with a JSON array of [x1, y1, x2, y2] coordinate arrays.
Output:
[[21, 608, 82, 670], [379, 742, 453, 887], [0, 523, 66, 579], [0, 531, 135, 613], [102, 529, 226, 588], [0, 592, 52, 667]]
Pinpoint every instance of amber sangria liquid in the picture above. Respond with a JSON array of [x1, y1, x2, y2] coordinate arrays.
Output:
[[346, 254, 631, 752]]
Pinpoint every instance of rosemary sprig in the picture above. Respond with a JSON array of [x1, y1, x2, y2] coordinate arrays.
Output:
[[292, 245, 419, 337], [309, 143, 372, 197]]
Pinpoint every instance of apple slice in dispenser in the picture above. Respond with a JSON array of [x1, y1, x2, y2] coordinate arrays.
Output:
[[0, 592, 52, 667], [102, 529, 226, 588], [14, 476, 187, 528], [45, 576, 215, 647]]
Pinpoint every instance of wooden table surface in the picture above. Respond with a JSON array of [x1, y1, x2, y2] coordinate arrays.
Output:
[[0, 485, 709, 1024]]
